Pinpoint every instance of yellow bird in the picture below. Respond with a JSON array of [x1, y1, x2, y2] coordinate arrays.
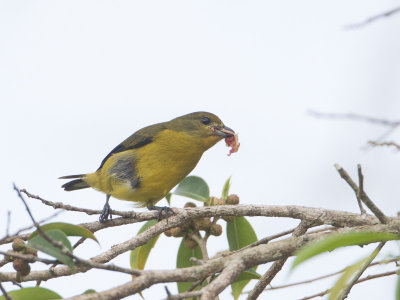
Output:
[[60, 112, 236, 222]]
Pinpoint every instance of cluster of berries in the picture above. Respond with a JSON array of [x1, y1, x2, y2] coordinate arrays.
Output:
[[164, 194, 240, 249], [5, 238, 38, 281]]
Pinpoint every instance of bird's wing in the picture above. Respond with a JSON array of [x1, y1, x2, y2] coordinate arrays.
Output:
[[97, 123, 167, 170]]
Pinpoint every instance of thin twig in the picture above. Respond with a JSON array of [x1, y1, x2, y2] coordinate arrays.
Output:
[[309, 111, 400, 147], [14, 184, 72, 256], [299, 269, 398, 300], [188, 232, 209, 261], [345, 6, 400, 29], [187, 232, 214, 287], [368, 141, 400, 150], [244, 228, 296, 249], [162, 290, 202, 300], [247, 220, 310, 299], [356, 270, 398, 283], [356, 164, 366, 214], [6, 211, 11, 237], [254, 256, 400, 291], [0, 210, 64, 245], [15, 184, 143, 277], [340, 242, 385, 299], [0, 282, 12, 300], [72, 237, 87, 249], [188, 278, 207, 292], [20, 189, 135, 218], [221, 227, 297, 260], [334, 164, 389, 224], [299, 289, 330, 300], [223, 225, 331, 262], [308, 111, 400, 127], [164, 286, 172, 299], [0, 250, 57, 265], [75, 257, 142, 276]]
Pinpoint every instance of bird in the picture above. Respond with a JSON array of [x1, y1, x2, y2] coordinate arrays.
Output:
[[60, 112, 236, 222]]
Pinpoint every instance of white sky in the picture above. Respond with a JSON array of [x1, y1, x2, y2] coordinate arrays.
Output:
[[1, 1, 400, 299]]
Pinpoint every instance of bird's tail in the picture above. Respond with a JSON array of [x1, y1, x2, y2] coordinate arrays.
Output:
[[59, 174, 90, 191]]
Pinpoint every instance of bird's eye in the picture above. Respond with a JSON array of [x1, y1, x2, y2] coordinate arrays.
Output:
[[201, 117, 211, 125]]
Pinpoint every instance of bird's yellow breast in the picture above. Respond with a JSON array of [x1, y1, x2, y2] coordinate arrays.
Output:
[[85, 129, 220, 207]]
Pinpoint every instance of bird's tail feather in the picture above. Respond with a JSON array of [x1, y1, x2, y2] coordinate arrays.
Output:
[[59, 174, 90, 191]]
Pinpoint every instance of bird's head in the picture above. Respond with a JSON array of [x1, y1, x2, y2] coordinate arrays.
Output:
[[167, 112, 235, 150]]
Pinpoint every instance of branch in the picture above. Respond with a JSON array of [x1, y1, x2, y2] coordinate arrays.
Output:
[[13, 185, 143, 278], [20, 189, 135, 218], [340, 242, 385, 299], [356, 164, 366, 214], [219, 226, 334, 261], [300, 270, 398, 300], [345, 6, 400, 29], [368, 141, 400, 150], [0, 204, 391, 283], [162, 290, 202, 300], [0, 282, 12, 300], [247, 220, 310, 299], [234, 227, 296, 252], [5, 211, 11, 237], [0, 205, 390, 281], [188, 233, 209, 260], [255, 256, 400, 291], [308, 111, 400, 127], [7, 222, 397, 299], [0, 250, 57, 265], [0, 204, 380, 246], [309, 111, 400, 144], [0, 211, 64, 245], [14, 184, 81, 267], [200, 259, 245, 300], [334, 164, 389, 224]]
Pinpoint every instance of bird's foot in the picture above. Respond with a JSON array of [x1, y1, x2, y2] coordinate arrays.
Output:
[[99, 202, 113, 223], [149, 205, 175, 223]]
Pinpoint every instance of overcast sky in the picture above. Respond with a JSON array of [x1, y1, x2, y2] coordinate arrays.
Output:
[[1, 1, 400, 299]]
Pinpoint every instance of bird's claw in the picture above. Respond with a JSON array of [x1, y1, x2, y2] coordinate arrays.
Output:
[[149, 206, 175, 223], [99, 202, 113, 223]]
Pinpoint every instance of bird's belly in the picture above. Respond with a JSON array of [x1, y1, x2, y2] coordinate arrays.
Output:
[[132, 144, 203, 206], [108, 178, 169, 206], [107, 152, 202, 207]]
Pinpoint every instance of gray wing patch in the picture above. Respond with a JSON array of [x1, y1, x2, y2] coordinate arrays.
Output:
[[108, 156, 141, 189]]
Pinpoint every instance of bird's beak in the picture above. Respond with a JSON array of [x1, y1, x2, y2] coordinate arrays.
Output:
[[213, 125, 235, 138]]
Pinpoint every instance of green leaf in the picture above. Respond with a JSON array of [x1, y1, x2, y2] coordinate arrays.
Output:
[[177, 238, 203, 296], [28, 229, 75, 271], [165, 193, 172, 205], [130, 220, 160, 272], [30, 222, 98, 243], [130, 221, 159, 300], [82, 289, 96, 294], [211, 269, 261, 285], [329, 248, 379, 300], [226, 217, 258, 299], [226, 217, 258, 251], [292, 232, 399, 270], [222, 177, 231, 200], [0, 287, 62, 300], [234, 270, 261, 282], [171, 176, 209, 202]]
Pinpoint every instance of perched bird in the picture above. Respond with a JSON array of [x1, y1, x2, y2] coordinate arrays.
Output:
[[60, 112, 237, 222]]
